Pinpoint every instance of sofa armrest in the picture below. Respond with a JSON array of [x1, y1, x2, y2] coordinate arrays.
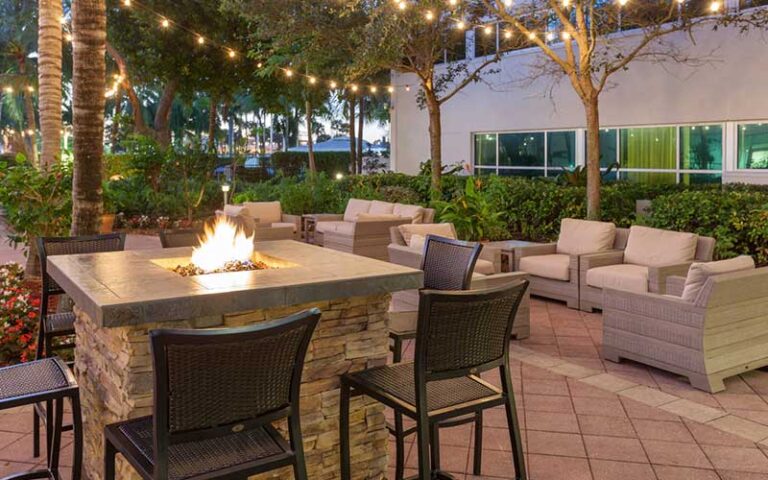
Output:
[[648, 262, 693, 294], [665, 275, 687, 297], [603, 287, 706, 327], [512, 243, 557, 270], [281, 213, 302, 229], [390, 226, 407, 246], [580, 250, 625, 271], [388, 244, 423, 269], [479, 245, 503, 274]]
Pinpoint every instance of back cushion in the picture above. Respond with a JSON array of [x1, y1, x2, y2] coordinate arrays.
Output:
[[242, 201, 282, 224], [624, 226, 698, 267], [393, 203, 426, 223], [398, 223, 456, 246], [681, 256, 755, 302], [223, 204, 247, 217], [356, 213, 401, 222], [343, 199, 372, 222], [556, 218, 616, 256], [369, 200, 395, 215]]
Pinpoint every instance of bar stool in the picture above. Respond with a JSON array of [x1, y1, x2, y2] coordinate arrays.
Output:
[[0, 358, 82, 480], [34, 233, 125, 458]]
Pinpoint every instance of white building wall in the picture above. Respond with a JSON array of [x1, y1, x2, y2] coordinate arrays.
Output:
[[390, 24, 768, 183]]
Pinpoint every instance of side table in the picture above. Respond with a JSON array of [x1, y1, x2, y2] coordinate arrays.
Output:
[[483, 240, 540, 272]]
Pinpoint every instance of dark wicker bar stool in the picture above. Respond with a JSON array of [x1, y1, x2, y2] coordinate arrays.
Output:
[[34, 233, 125, 458], [159, 228, 204, 248], [341, 281, 529, 480], [104, 309, 321, 480], [0, 358, 83, 480]]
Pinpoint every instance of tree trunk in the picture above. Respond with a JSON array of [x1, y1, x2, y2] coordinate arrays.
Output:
[[357, 96, 365, 174], [425, 94, 442, 195], [71, 0, 106, 236], [305, 100, 316, 176], [38, 0, 63, 170], [153, 80, 177, 147], [17, 57, 39, 168], [110, 85, 122, 149], [106, 42, 149, 136], [347, 94, 357, 174], [584, 96, 602, 220], [208, 95, 218, 152]]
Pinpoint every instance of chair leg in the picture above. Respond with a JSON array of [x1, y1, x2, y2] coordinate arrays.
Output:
[[45, 399, 54, 463], [104, 437, 117, 480], [394, 413, 405, 480], [393, 336, 403, 364], [32, 405, 40, 458], [501, 366, 526, 480], [70, 393, 83, 480], [288, 413, 308, 480], [339, 379, 351, 480], [415, 412, 431, 480], [429, 422, 441, 471], [473, 411, 483, 476], [48, 398, 63, 480]]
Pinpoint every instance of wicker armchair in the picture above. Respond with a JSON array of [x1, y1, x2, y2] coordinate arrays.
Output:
[[340, 282, 529, 480], [580, 226, 715, 312], [602, 257, 766, 392], [35, 233, 125, 458], [216, 201, 302, 240], [159, 228, 204, 248], [513, 218, 618, 309], [104, 309, 321, 480]]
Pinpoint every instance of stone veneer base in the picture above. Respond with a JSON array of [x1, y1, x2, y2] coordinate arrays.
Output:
[[74, 294, 391, 480]]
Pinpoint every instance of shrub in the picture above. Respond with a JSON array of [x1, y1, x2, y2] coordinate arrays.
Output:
[[0, 263, 39, 365], [271, 151, 351, 177], [434, 177, 507, 241]]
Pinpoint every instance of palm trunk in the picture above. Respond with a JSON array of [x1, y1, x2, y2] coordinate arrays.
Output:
[[17, 57, 39, 168], [38, 0, 63, 170], [110, 85, 122, 149], [584, 96, 602, 220], [208, 95, 218, 153], [356, 96, 365, 174], [348, 94, 357, 174], [71, 0, 106, 235], [305, 100, 317, 176], [425, 93, 442, 195]]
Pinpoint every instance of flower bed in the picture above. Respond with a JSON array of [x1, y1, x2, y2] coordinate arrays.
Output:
[[0, 263, 40, 365]]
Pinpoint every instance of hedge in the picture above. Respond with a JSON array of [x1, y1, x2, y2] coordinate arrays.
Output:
[[271, 151, 351, 177]]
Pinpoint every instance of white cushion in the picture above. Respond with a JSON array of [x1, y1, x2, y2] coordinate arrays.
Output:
[[369, 200, 395, 215], [356, 213, 402, 222], [315, 221, 346, 234], [393, 203, 426, 223], [272, 221, 298, 233], [586, 264, 649, 293], [474, 259, 496, 275], [343, 199, 372, 222], [556, 218, 616, 256], [681, 256, 755, 302], [398, 223, 457, 246], [242, 201, 282, 224], [624, 226, 698, 268], [519, 254, 570, 281], [223, 204, 247, 217], [409, 234, 427, 252]]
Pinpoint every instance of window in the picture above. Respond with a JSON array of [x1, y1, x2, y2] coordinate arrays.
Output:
[[499, 132, 545, 167], [680, 125, 722, 171], [547, 131, 576, 172], [738, 123, 768, 169], [474, 25, 497, 58], [620, 127, 676, 170], [445, 30, 467, 63], [474, 133, 497, 167]]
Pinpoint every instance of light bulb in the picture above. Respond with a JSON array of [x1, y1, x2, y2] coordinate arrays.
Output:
[[308, 76, 317, 84], [370, 86, 377, 93], [3, 86, 13, 94], [504, 0, 513, 6], [26, 85, 34, 92], [161, 18, 169, 28], [709, 0, 721, 11], [397, 1, 406, 10], [330, 80, 337, 89], [618, 0, 628, 6], [351, 84, 358, 92], [228, 49, 236, 58], [285, 69, 293, 77], [456, 20, 466, 29], [122, 0, 130, 6], [484, 25, 493, 35], [59, 16, 67, 24], [197, 36, 205, 45], [387, 86, 394, 93], [405, 85, 411, 92], [504, 30, 513, 39], [561, 31, 571, 40], [449, 0, 458, 5], [256, 62, 263, 68], [546, 31, 555, 41], [527, 31, 536, 40], [425, 10, 434, 21], [65, 33, 73, 42]]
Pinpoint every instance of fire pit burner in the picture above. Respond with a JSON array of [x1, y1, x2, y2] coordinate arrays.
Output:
[[171, 259, 273, 277]]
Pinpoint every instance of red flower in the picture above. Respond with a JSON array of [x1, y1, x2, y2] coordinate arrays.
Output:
[[27, 312, 37, 319]]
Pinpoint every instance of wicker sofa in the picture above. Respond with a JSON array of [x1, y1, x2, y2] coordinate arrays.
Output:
[[602, 256, 767, 392], [512, 219, 619, 309], [316, 199, 435, 260], [579, 226, 715, 312], [217, 201, 301, 240]]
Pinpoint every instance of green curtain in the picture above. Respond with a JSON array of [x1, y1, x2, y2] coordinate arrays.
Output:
[[620, 127, 676, 184]]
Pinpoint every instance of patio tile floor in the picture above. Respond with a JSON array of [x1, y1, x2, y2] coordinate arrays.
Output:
[[2, 298, 768, 479]]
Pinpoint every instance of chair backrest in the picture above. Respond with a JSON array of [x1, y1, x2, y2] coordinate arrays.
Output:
[[38, 233, 126, 297], [614, 227, 715, 262], [159, 228, 204, 249], [415, 281, 529, 379], [419, 235, 482, 290], [149, 309, 320, 475]]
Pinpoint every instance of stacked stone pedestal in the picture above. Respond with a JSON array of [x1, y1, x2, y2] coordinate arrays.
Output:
[[74, 294, 391, 480]]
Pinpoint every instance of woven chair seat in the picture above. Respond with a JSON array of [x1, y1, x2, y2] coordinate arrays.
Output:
[[118, 417, 287, 480], [348, 363, 500, 413], [44, 312, 76, 335], [0, 359, 70, 401]]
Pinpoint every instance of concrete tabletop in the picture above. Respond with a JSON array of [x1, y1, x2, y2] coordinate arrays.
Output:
[[48, 240, 423, 327]]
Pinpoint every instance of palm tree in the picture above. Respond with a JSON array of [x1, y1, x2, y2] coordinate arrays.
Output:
[[70, 0, 106, 235], [37, 0, 63, 170]]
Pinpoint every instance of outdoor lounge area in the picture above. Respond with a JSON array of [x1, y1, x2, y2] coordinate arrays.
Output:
[[3, 0, 768, 478]]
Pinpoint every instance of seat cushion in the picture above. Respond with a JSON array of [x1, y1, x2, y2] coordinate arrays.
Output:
[[519, 254, 570, 281], [356, 213, 402, 222], [681, 256, 755, 302], [398, 223, 456, 246], [315, 221, 354, 236], [624, 226, 698, 268], [586, 264, 649, 293], [392, 203, 426, 223], [369, 200, 395, 215], [115, 416, 286, 480], [556, 218, 616, 256], [241, 201, 282, 224], [271, 221, 297, 233], [474, 258, 496, 275], [343, 199, 372, 222]]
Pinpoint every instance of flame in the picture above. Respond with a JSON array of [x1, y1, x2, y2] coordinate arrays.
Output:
[[190, 217, 255, 273]]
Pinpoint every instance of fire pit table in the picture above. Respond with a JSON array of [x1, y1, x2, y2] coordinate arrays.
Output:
[[47, 240, 422, 480]]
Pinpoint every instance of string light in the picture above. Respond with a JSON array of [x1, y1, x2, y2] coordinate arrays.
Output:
[[503, 0, 513, 6], [617, 0, 629, 6], [26, 85, 34, 92], [161, 18, 169, 28], [397, 1, 407, 10], [504, 30, 513, 39], [449, 0, 458, 5], [387, 86, 394, 93], [562, 0, 571, 7], [256, 62, 263, 68], [122, 0, 131, 6], [227, 49, 236, 59], [370, 86, 377, 93], [545, 31, 555, 41], [59, 16, 67, 24], [709, 0, 721, 11], [285, 68, 293, 77], [483, 25, 493, 35], [405, 85, 411, 92], [425, 10, 434, 21], [456, 20, 466, 30], [2, 86, 13, 94], [330, 80, 337, 89], [26, 129, 34, 136], [350, 84, 358, 92], [308, 76, 317, 84], [528, 31, 536, 40], [65, 33, 73, 42], [561, 31, 571, 40], [197, 35, 205, 45]]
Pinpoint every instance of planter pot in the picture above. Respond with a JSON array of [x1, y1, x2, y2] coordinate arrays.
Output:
[[100, 214, 116, 234]]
